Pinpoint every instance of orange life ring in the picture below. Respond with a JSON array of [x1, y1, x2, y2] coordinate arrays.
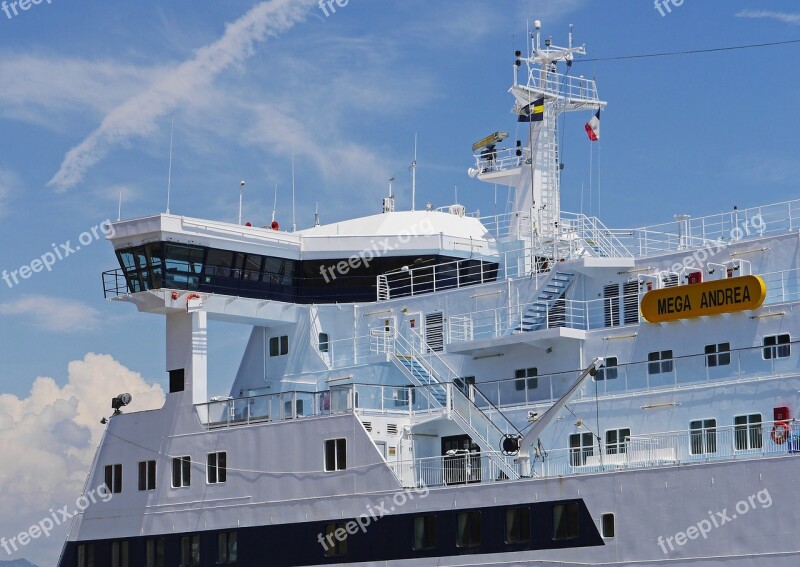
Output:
[[771, 421, 790, 445]]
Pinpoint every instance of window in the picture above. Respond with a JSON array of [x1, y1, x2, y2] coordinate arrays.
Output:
[[595, 357, 618, 381], [325, 439, 347, 471], [569, 432, 593, 466], [269, 335, 289, 357], [514, 368, 538, 390], [734, 414, 763, 451], [318, 333, 329, 353], [323, 523, 348, 557], [77, 543, 95, 567], [180, 535, 200, 566], [412, 515, 437, 551], [217, 531, 238, 564], [763, 334, 791, 359], [602, 513, 615, 538], [169, 368, 185, 393], [690, 419, 717, 455], [605, 428, 631, 455], [504, 507, 531, 544], [104, 464, 122, 494], [111, 541, 129, 567], [705, 343, 731, 367], [172, 456, 191, 488], [146, 538, 164, 567], [456, 511, 481, 548], [648, 350, 673, 374], [207, 452, 227, 484], [553, 502, 579, 540], [138, 460, 156, 491]]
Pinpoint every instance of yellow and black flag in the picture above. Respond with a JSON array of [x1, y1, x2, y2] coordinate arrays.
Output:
[[518, 97, 544, 122]]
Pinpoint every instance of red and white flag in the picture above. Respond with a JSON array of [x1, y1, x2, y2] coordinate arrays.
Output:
[[585, 110, 600, 142]]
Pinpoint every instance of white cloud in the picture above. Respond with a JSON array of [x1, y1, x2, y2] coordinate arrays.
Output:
[[47, 0, 319, 192], [0, 296, 102, 333], [736, 10, 800, 25], [0, 354, 164, 565]]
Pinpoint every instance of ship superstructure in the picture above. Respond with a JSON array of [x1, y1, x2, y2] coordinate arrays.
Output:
[[59, 23, 800, 567]]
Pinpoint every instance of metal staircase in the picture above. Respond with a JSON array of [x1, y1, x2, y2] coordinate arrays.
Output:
[[390, 331, 521, 481], [515, 271, 575, 332]]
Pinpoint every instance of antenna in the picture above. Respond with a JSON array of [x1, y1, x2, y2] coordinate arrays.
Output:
[[291, 133, 296, 232], [314, 201, 320, 226], [272, 183, 278, 223], [410, 134, 418, 211], [166, 115, 174, 214], [389, 176, 394, 197], [238, 180, 246, 225]]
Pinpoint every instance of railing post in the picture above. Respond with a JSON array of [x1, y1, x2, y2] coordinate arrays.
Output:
[[446, 383, 451, 417]]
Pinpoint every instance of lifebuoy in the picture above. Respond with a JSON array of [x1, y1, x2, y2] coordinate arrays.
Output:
[[771, 421, 790, 445]]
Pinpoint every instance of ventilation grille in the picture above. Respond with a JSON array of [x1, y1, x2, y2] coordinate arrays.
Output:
[[387, 423, 398, 435], [362, 422, 372, 432]]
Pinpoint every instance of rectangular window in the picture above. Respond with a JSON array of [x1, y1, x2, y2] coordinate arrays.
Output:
[[180, 535, 200, 567], [734, 414, 763, 451], [323, 523, 348, 557], [602, 513, 615, 538], [553, 502, 579, 540], [605, 428, 631, 455], [169, 368, 185, 393], [456, 511, 481, 548], [325, 439, 347, 471], [705, 343, 731, 367], [514, 368, 538, 390], [111, 541, 129, 567], [269, 335, 289, 357], [145, 538, 164, 567], [690, 419, 717, 455], [318, 332, 329, 353], [104, 464, 122, 494], [569, 432, 593, 466], [504, 507, 531, 544], [763, 334, 791, 360], [138, 460, 156, 491], [207, 452, 227, 484], [648, 350, 673, 374], [77, 543, 95, 567], [172, 456, 191, 488], [217, 531, 238, 564], [595, 357, 618, 381], [412, 515, 437, 551]]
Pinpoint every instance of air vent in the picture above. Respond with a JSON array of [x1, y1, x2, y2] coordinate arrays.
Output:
[[362, 422, 372, 432], [387, 423, 398, 435]]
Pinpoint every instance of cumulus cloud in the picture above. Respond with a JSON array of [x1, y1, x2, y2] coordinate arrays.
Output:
[[0, 296, 102, 333], [736, 10, 800, 24], [0, 354, 164, 565], [47, 0, 318, 192]]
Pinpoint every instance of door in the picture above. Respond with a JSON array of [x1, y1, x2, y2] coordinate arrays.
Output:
[[401, 311, 423, 353]]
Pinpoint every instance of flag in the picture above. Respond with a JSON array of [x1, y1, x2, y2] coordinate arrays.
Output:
[[585, 110, 600, 141], [518, 97, 544, 122]]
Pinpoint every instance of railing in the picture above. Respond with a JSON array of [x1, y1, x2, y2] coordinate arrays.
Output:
[[197, 390, 326, 428], [377, 258, 499, 301], [522, 70, 600, 103], [761, 267, 800, 305], [474, 341, 800, 409], [389, 451, 520, 489], [533, 420, 800, 479], [474, 147, 529, 176]]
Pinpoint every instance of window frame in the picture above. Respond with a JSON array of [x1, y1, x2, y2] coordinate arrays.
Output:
[[172, 456, 191, 489], [569, 432, 594, 466], [269, 335, 289, 357], [763, 334, 791, 360], [207, 452, 227, 484], [734, 414, 763, 451], [455, 510, 482, 548], [602, 513, 615, 538], [704, 342, 731, 367], [504, 506, 531, 544], [104, 463, 122, 494], [217, 531, 238, 564], [180, 534, 200, 567], [594, 357, 618, 381], [111, 540, 130, 567], [145, 538, 164, 567], [552, 502, 580, 541], [647, 350, 674, 375], [605, 428, 631, 455], [324, 438, 347, 472], [690, 418, 718, 455], [323, 523, 348, 557], [412, 514, 437, 551], [514, 368, 538, 391], [138, 460, 156, 491]]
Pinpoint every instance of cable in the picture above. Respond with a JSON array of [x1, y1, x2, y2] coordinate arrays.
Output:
[[576, 38, 800, 63]]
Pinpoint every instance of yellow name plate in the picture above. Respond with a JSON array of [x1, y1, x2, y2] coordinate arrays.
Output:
[[640, 275, 766, 323]]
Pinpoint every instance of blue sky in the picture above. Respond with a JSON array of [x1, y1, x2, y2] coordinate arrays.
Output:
[[0, 0, 799, 563]]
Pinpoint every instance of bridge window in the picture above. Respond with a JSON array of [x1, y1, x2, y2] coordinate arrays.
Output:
[[705, 343, 730, 367], [456, 511, 481, 548], [734, 414, 762, 451], [325, 438, 347, 471], [412, 515, 437, 551], [504, 507, 531, 544], [763, 334, 790, 359], [690, 419, 717, 455], [553, 502, 579, 540], [647, 350, 673, 374]]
